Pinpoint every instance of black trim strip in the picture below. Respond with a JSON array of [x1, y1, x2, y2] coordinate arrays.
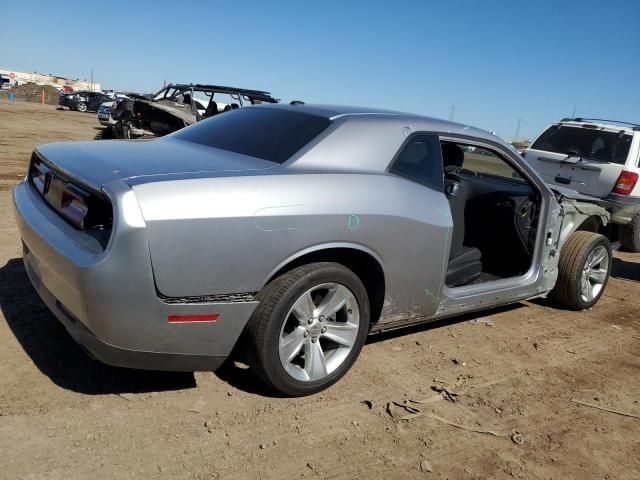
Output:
[[158, 292, 257, 304]]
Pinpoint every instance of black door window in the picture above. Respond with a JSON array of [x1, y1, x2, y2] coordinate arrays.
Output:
[[389, 134, 443, 191]]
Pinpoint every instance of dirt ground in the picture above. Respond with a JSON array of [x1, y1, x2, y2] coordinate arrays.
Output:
[[0, 100, 99, 181], [0, 84, 62, 106], [0, 100, 639, 480]]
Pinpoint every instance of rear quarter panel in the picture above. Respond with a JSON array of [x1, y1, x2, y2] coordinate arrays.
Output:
[[132, 173, 452, 323]]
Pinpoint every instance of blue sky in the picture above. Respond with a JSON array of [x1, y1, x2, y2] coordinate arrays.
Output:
[[1, 0, 639, 139]]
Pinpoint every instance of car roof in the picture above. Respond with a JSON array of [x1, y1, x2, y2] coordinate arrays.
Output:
[[259, 103, 504, 144], [558, 118, 640, 133]]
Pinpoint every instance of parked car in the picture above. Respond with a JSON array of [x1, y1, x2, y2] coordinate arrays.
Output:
[[109, 83, 278, 138], [97, 101, 116, 126], [523, 118, 640, 251], [14, 104, 612, 396], [97, 94, 134, 127], [58, 91, 114, 112]]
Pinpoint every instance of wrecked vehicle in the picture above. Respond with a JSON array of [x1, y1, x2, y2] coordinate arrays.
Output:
[[107, 83, 278, 139], [14, 104, 612, 396]]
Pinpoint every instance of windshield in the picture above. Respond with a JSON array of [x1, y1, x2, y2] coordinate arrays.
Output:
[[172, 107, 331, 164], [531, 125, 632, 165]]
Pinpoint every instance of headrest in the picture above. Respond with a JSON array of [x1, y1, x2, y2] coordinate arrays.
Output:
[[442, 143, 465, 170]]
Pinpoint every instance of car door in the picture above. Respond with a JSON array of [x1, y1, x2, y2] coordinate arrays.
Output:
[[436, 135, 561, 317], [524, 124, 634, 198]]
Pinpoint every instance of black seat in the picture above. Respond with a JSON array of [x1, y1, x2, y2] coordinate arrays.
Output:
[[441, 143, 482, 287], [203, 100, 218, 118]]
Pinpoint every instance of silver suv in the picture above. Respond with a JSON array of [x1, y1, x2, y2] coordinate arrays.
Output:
[[524, 118, 640, 251]]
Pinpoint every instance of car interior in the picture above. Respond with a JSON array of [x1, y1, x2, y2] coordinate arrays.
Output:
[[441, 142, 541, 288]]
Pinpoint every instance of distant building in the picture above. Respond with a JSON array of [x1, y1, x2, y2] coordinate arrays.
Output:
[[0, 68, 101, 92]]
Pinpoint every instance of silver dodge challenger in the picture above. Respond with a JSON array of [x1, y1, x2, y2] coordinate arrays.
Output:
[[13, 104, 613, 396]]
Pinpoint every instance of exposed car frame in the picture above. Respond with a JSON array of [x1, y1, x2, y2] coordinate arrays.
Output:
[[109, 83, 278, 139]]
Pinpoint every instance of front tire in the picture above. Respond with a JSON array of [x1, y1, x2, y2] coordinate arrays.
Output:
[[245, 262, 370, 396], [550, 231, 611, 310], [620, 213, 640, 252], [76, 102, 87, 112]]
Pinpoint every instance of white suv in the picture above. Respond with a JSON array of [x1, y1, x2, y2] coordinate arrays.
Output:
[[524, 118, 640, 251]]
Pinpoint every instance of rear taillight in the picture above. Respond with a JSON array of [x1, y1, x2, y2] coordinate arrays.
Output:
[[60, 184, 90, 228], [28, 152, 113, 249], [612, 170, 639, 195], [30, 161, 51, 195]]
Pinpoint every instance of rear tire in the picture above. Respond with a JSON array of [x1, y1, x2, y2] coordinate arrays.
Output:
[[550, 231, 611, 310], [620, 214, 640, 252], [76, 102, 87, 112], [245, 262, 370, 397]]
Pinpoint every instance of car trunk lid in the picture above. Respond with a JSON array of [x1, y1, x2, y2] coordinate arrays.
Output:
[[35, 137, 279, 190]]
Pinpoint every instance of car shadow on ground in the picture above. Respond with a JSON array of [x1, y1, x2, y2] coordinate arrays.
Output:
[[215, 303, 526, 396], [214, 360, 284, 398], [0, 258, 196, 395], [611, 257, 640, 282], [0, 254, 531, 397]]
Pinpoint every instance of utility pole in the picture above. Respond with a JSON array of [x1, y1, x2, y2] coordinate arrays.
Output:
[[449, 104, 455, 121], [90, 68, 94, 92], [514, 118, 522, 141], [571, 105, 576, 118]]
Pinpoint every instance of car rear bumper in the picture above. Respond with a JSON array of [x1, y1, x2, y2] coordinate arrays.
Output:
[[604, 193, 640, 224], [13, 180, 258, 371], [98, 107, 114, 125]]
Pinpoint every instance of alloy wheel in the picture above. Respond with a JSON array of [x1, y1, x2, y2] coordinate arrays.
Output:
[[580, 245, 609, 303], [278, 282, 360, 382]]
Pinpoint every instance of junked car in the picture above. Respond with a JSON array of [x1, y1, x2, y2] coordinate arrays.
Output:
[[109, 83, 278, 139], [524, 118, 640, 251], [99, 95, 210, 129], [14, 104, 612, 396]]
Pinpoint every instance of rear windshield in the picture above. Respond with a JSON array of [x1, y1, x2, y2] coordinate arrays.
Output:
[[531, 125, 632, 165], [172, 107, 331, 164]]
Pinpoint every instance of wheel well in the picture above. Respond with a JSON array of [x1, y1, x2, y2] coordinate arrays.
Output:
[[267, 248, 385, 324], [577, 215, 602, 233]]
